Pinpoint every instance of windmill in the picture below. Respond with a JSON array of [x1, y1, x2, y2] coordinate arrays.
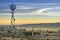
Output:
[[10, 4, 16, 29]]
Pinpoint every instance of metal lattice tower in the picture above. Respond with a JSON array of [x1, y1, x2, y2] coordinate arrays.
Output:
[[10, 4, 16, 28]]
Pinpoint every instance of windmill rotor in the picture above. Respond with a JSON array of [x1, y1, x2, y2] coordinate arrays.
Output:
[[10, 4, 16, 11]]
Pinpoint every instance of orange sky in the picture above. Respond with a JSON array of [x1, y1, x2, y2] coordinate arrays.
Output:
[[0, 19, 60, 25]]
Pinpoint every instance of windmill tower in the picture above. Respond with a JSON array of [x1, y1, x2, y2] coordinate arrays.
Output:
[[10, 4, 16, 28]]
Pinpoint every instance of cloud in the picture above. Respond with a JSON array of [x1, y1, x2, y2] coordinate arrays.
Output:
[[31, 7, 60, 16], [36, 3, 57, 5], [0, 3, 60, 16], [32, 8, 52, 14], [1, 7, 60, 16], [46, 12, 60, 16]]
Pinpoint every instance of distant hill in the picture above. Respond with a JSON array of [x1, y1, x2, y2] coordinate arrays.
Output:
[[18, 22, 60, 27], [0, 22, 60, 27]]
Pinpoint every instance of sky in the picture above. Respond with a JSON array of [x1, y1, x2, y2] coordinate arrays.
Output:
[[0, 0, 60, 25]]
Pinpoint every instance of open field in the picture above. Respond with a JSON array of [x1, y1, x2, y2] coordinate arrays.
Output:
[[16, 27, 60, 31], [0, 25, 60, 40]]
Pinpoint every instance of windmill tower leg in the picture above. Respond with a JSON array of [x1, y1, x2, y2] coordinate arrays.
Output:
[[11, 11, 15, 28]]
